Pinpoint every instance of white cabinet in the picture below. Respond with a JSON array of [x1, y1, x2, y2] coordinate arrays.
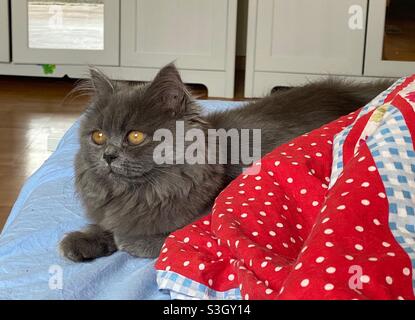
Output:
[[11, 0, 120, 65], [0, 0, 9, 62], [245, 0, 368, 97], [365, 0, 415, 77], [121, 0, 237, 98]]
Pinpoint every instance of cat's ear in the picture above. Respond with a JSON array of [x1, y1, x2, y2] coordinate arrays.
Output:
[[89, 66, 115, 95], [145, 63, 191, 116]]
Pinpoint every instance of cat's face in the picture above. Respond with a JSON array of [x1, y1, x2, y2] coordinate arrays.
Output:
[[77, 64, 200, 182]]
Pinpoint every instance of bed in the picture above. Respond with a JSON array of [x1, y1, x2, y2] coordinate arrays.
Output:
[[1, 78, 415, 300], [0, 100, 243, 300]]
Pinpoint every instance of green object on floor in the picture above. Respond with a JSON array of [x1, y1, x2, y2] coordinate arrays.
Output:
[[42, 64, 56, 75]]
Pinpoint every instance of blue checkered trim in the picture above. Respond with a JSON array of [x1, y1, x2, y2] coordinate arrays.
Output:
[[156, 271, 242, 300], [365, 105, 415, 292], [330, 77, 406, 188]]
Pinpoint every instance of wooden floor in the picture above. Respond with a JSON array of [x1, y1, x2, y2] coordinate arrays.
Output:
[[0, 74, 246, 232], [0, 76, 89, 230]]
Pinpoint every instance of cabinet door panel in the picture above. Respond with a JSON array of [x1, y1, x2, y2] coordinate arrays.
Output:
[[254, 0, 366, 75], [121, 0, 231, 70], [0, 0, 9, 62], [12, 0, 119, 66], [365, 0, 415, 77]]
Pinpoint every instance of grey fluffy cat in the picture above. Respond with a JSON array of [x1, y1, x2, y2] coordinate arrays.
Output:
[[60, 63, 391, 261]]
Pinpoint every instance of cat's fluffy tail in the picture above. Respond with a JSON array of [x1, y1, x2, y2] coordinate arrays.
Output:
[[306, 77, 395, 112]]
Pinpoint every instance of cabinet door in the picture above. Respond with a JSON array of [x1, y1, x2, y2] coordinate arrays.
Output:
[[365, 0, 415, 77], [253, 0, 367, 75], [0, 0, 9, 62], [121, 0, 231, 70], [12, 0, 119, 66]]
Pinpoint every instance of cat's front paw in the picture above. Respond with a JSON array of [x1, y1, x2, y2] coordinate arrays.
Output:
[[59, 230, 116, 262]]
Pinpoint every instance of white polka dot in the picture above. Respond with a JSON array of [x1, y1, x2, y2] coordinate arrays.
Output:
[[382, 242, 391, 248], [316, 152, 323, 157], [361, 182, 370, 187], [312, 201, 319, 207], [255, 186, 262, 190], [387, 252, 395, 257], [296, 224, 303, 230], [275, 266, 282, 272], [257, 220, 264, 225], [279, 287, 285, 294], [346, 179, 354, 184], [183, 261, 190, 267], [316, 257, 325, 263], [341, 192, 350, 197], [217, 251, 222, 258], [373, 219, 381, 226], [277, 223, 284, 228], [226, 208, 233, 212], [321, 205, 327, 212], [368, 257, 378, 262], [325, 242, 334, 248], [295, 263, 302, 270], [324, 229, 334, 235], [208, 279, 213, 286], [355, 226, 364, 232], [252, 232, 258, 237], [326, 267, 336, 274], [269, 231, 276, 237], [300, 189, 307, 195], [183, 237, 190, 243], [207, 242, 212, 248], [274, 161, 281, 167], [322, 217, 330, 224], [355, 244, 363, 251], [166, 266, 171, 271], [368, 166, 376, 172], [255, 176, 262, 181], [240, 213, 248, 218], [203, 220, 210, 226], [358, 156, 366, 162], [282, 205, 288, 211], [244, 294, 249, 300], [403, 268, 410, 276], [361, 199, 370, 206], [301, 279, 310, 287], [228, 274, 235, 281], [386, 276, 393, 285], [268, 192, 274, 197], [324, 284, 334, 291], [235, 240, 240, 248], [265, 288, 273, 295], [239, 190, 245, 194], [261, 261, 268, 268], [337, 205, 346, 211], [360, 275, 370, 283], [264, 202, 272, 206], [287, 178, 294, 183], [282, 243, 289, 248], [162, 248, 168, 254], [199, 263, 205, 271], [266, 244, 273, 250], [345, 255, 354, 261]]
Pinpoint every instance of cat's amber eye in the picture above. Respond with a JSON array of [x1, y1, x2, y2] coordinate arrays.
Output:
[[127, 131, 145, 145], [91, 130, 107, 145]]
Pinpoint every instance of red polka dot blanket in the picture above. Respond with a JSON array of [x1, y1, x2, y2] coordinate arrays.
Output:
[[156, 75, 415, 300]]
